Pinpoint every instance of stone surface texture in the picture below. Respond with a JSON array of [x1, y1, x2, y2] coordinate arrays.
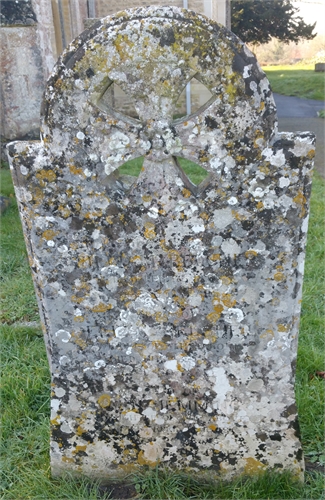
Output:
[[7, 7, 315, 480], [0, 25, 44, 139], [0, 0, 56, 141], [0, 0, 37, 26]]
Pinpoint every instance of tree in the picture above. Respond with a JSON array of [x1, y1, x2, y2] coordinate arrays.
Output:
[[231, 0, 317, 46]]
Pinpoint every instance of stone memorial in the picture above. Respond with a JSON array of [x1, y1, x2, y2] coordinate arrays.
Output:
[[7, 6, 315, 480]]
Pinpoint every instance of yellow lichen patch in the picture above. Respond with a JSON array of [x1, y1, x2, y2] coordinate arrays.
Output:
[[171, 293, 184, 306], [130, 276, 141, 283], [84, 210, 103, 219], [122, 408, 139, 415], [274, 272, 285, 282], [256, 201, 264, 210], [214, 303, 224, 314], [244, 457, 266, 474], [154, 311, 168, 322], [231, 211, 244, 222], [168, 250, 184, 271], [133, 344, 147, 356], [76, 425, 86, 437], [278, 324, 289, 332], [277, 252, 288, 263], [245, 250, 258, 259], [36, 169, 56, 183], [206, 311, 222, 323], [53, 77, 65, 90], [306, 149, 315, 159], [78, 254, 92, 268], [209, 424, 217, 431], [73, 280, 91, 292], [74, 315, 85, 322], [91, 303, 113, 313], [98, 394, 111, 408], [118, 463, 138, 473], [220, 276, 232, 286], [254, 129, 265, 149], [210, 253, 220, 261], [114, 33, 135, 62], [177, 362, 185, 372], [142, 195, 152, 205], [182, 188, 191, 198], [221, 293, 236, 308], [72, 445, 87, 454], [130, 255, 141, 262], [178, 331, 201, 350], [42, 230, 57, 241], [152, 340, 167, 350], [293, 191, 307, 218], [58, 205, 71, 218], [137, 450, 158, 467], [260, 328, 274, 339], [31, 187, 44, 205], [69, 163, 83, 175], [225, 78, 239, 105], [71, 295, 85, 304], [159, 238, 169, 252], [259, 164, 270, 175], [218, 462, 229, 473], [144, 222, 156, 240], [200, 212, 209, 220], [71, 332, 87, 348], [50, 415, 60, 426], [204, 330, 217, 343]]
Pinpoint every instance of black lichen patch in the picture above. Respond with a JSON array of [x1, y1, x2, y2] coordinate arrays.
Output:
[[281, 403, 297, 418], [159, 27, 176, 47], [205, 116, 219, 129], [270, 433, 282, 441]]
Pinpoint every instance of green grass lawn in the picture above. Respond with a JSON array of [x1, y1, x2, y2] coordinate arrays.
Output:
[[118, 156, 209, 185], [0, 162, 324, 499], [263, 64, 325, 101]]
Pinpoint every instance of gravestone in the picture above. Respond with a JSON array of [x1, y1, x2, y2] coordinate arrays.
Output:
[[7, 6, 315, 480]]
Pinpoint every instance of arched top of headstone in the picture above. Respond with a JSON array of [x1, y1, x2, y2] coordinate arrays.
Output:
[[41, 6, 277, 174]]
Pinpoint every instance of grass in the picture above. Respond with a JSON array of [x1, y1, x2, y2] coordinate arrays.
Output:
[[263, 64, 325, 101], [133, 466, 325, 499], [0, 161, 324, 499], [118, 156, 209, 185]]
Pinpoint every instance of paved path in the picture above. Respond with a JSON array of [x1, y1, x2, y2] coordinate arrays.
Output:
[[273, 94, 324, 179], [274, 93, 324, 118]]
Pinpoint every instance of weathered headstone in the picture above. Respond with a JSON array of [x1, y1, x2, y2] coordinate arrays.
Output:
[[7, 6, 315, 480]]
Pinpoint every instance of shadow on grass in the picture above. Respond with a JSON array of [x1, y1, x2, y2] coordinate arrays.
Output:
[[92, 466, 325, 500]]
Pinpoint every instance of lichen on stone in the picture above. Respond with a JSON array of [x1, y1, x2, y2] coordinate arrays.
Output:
[[7, 6, 315, 481]]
